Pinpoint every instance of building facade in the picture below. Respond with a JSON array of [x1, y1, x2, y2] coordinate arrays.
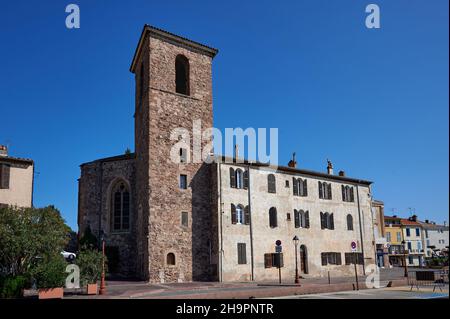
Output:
[[371, 200, 389, 268], [419, 220, 449, 257], [400, 216, 425, 267], [78, 26, 377, 282], [384, 215, 405, 267], [0, 145, 34, 208]]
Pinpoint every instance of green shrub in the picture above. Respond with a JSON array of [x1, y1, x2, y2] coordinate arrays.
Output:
[[0, 275, 28, 298], [31, 255, 67, 289], [77, 247, 105, 286]]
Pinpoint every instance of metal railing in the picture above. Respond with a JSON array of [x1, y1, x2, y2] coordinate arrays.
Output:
[[407, 269, 448, 292]]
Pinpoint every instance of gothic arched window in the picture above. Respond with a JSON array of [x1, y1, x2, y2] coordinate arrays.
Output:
[[111, 181, 130, 231], [175, 55, 190, 95], [235, 169, 243, 189]]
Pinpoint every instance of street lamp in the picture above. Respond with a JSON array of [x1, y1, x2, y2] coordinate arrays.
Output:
[[293, 235, 300, 284], [401, 240, 408, 278], [99, 231, 107, 295]]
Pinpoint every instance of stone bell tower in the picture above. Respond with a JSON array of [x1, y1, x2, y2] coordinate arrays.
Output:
[[130, 25, 218, 282]]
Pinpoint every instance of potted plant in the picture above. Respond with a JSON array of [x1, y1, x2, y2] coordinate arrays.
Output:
[[32, 255, 66, 299], [77, 246, 104, 295]]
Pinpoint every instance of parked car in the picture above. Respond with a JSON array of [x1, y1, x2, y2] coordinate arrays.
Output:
[[61, 251, 76, 262]]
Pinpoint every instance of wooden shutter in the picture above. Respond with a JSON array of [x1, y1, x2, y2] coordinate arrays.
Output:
[[243, 170, 249, 189], [237, 243, 246, 264], [329, 213, 334, 230], [320, 212, 325, 229], [231, 204, 237, 224], [342, 185, 346, 201], [336, 253, 342, 265], [268, 174, 276, 193], [293, 178, 298, 196], [305, 211, 310, 228], [350, 187, 354, 202], [294, 210, 300, 228], [0, 164, 10, 189], [327, 183, 332, 199], [318, 181, 323, 199], [230, 168, 236, 188], [244, 206, 250, 225], [321, 253, 328, 266], [303, 179, 308, 196], [347, 215, 353, 230], [264, 253, 273, 268]]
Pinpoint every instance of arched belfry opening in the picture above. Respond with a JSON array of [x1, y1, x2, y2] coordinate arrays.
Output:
[[175, 55, 190, 95]]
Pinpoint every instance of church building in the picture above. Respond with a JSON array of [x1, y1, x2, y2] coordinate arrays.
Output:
[[78, 25, 376, 283]]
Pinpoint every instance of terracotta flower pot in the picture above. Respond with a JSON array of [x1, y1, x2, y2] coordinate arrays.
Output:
[[86, 283, 98, 295], [38, 287, 64, 299]]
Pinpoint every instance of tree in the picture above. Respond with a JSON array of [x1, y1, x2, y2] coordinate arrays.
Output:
[[0, 205, 71, 279]]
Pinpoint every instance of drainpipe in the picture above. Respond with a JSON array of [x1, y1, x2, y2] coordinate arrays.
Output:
[[247, 164, 255, 281], [356, 185, 366, 274]]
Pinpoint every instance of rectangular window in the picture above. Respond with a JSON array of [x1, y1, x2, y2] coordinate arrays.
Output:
[[285, 180, 289, 187], [386, 232, 391, 242], [406, 228, 410, 237], [181, 212, 188, 227], [286, 213, 291, 221], [237, 243, 247, 264], [345, 253, 364, 265], [415, 228, 420, 236], [408, 256, 414, 264], [321, 252, 341, 265], [264, 253, 272, 268], [0, 164, 11, 189], [179, 174, 187, 189], [407, 242, 412, 251], [397, 232, 402, 242]]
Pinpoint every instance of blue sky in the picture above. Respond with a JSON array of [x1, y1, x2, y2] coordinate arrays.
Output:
[[0, 0, 448, 230]]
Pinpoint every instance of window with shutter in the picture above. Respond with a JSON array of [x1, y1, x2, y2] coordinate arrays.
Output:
[[268, 174, 276, 193], [329, 213, 334, 230], [230, 168, 236, 188], [342, 185, 346, 201], [298, 179, 303, 196], [303, 179, 308, 196], [347, 214, 353, 230], [350, 187, 354, 202], [293, 178, 298, 196], [294, 210, 300, 228], [264, 253, 273, 268], [231, 204, 237, 224], [321, 253, 328, 266], [327, 183, 332, 199], [237, 243, 247, 264], [243, 170, 249, 189], [305, 211, 310, 228], [318, 181, 323, 199], [320, 212, 325, 229], [336, 253, 342, 265], [244, 206, 250, 225], [0, 164, 10, 189]]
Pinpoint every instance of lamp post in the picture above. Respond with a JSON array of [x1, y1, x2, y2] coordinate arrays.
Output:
[[401, 240, 408, 278], [99, 231, 107, 295], [293, 236, 300, 284]]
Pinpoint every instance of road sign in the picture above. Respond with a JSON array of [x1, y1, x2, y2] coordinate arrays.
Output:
[[351, 241, 357, 252], [275, 240, 282, 246], [275, 246, 282, 253]]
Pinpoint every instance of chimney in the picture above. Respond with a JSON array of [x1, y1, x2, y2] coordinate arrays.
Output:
[[327, 159, 333, 175], [338, 170, 345, 177], [411, 215, 417, 222], [425, 219, 429, 224], [0, 145, 7, 157], [288, 152, 297, 168], [393, 215, 397, 218]]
